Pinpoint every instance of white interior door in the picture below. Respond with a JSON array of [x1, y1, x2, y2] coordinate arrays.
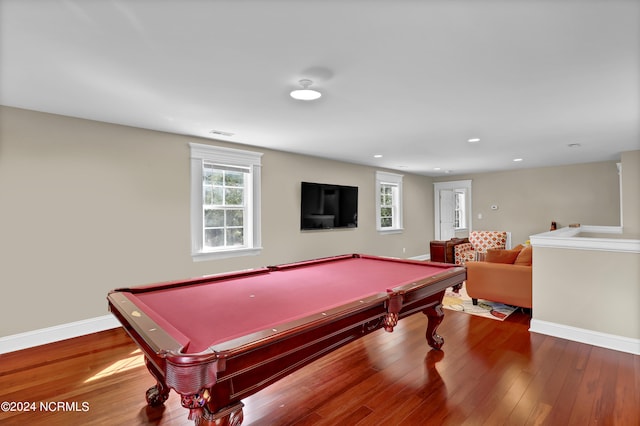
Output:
[[439, 189, 455, 240], [433, 180, 472, 240]]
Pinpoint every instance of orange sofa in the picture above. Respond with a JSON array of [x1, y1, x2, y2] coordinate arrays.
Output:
[[464, 245, 532, 309]]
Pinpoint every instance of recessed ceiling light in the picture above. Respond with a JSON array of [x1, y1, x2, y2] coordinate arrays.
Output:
[[467, 138, 481, 143], [513, 158, 524, 162], [373, 154, 383, 158], [290, 79, 322, 101]]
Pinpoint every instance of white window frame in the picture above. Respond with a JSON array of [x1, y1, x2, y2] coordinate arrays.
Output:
[[190, 143, 263, 261], [375, 171, 403, 234]]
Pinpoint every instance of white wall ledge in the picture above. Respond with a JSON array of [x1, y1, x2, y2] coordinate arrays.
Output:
[[530, 226, 640, 253]]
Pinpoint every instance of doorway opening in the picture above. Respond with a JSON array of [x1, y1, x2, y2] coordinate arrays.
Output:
[[434, 180, 472, 240]]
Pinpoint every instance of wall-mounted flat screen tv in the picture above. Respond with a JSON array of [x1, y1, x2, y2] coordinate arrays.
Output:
[[300, 182, 358, 230]]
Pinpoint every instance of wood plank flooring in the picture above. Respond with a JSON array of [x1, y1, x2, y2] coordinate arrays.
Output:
[[1, 309, 638, 425]]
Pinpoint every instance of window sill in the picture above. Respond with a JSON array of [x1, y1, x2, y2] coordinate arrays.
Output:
[[192, 247, 263, 262], [377, 228, 404, 235]]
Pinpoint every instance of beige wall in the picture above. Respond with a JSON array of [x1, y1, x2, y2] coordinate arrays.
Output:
[[261, 150, 434, 264], [621, 150, 640, 236], [530, 151, 640, 352], [436, 162, 621, 245], [533, 247, 640, 340], [1, 105, 632, 339], [0, 106, 434, 336]]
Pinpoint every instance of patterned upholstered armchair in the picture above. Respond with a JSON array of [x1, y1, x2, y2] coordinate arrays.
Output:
[[454, 231, 508, 264]]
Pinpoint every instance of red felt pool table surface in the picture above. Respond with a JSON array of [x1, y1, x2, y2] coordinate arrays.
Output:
[[118, 254, 454, 354]]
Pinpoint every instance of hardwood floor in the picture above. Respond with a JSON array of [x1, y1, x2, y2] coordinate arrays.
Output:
[[1, 309, 638, 425]]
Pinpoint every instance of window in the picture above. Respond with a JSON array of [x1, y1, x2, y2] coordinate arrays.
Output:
[[375, 171, 403, 233], [380, 183, 395, 227], [454, 189, 466, 229], [190, 143, 262, 260]]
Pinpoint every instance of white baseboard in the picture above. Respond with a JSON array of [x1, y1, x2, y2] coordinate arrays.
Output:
[[409, 254, 430, 261], [7, 308, 636, 356], [0, 315, 121, 355], [530, 319, 640, 355]]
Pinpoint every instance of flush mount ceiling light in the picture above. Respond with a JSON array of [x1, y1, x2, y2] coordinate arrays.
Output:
[[467, 138, 481, 143], [290, 79, 322, 101]]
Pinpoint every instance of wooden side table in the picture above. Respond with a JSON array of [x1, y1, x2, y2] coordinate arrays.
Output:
[[429, 238, 469, 263]]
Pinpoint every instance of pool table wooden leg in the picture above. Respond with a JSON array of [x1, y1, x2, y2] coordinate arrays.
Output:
[[143, 357, 170, 406], [196, 401, 244, 426], [422, 301, 445, 350]]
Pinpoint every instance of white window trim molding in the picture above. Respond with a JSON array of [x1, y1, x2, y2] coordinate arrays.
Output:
[[190, 143, 263, 261], [376, 171, 404, 234]]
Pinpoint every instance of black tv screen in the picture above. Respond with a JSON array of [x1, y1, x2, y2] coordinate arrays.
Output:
[[300, 182, 358, 230]]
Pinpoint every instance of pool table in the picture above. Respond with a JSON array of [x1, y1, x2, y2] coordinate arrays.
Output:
[[107, 254, 465, 425]]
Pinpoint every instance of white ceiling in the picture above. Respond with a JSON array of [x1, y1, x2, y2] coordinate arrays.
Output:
[[1, 0, 638, 176]]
